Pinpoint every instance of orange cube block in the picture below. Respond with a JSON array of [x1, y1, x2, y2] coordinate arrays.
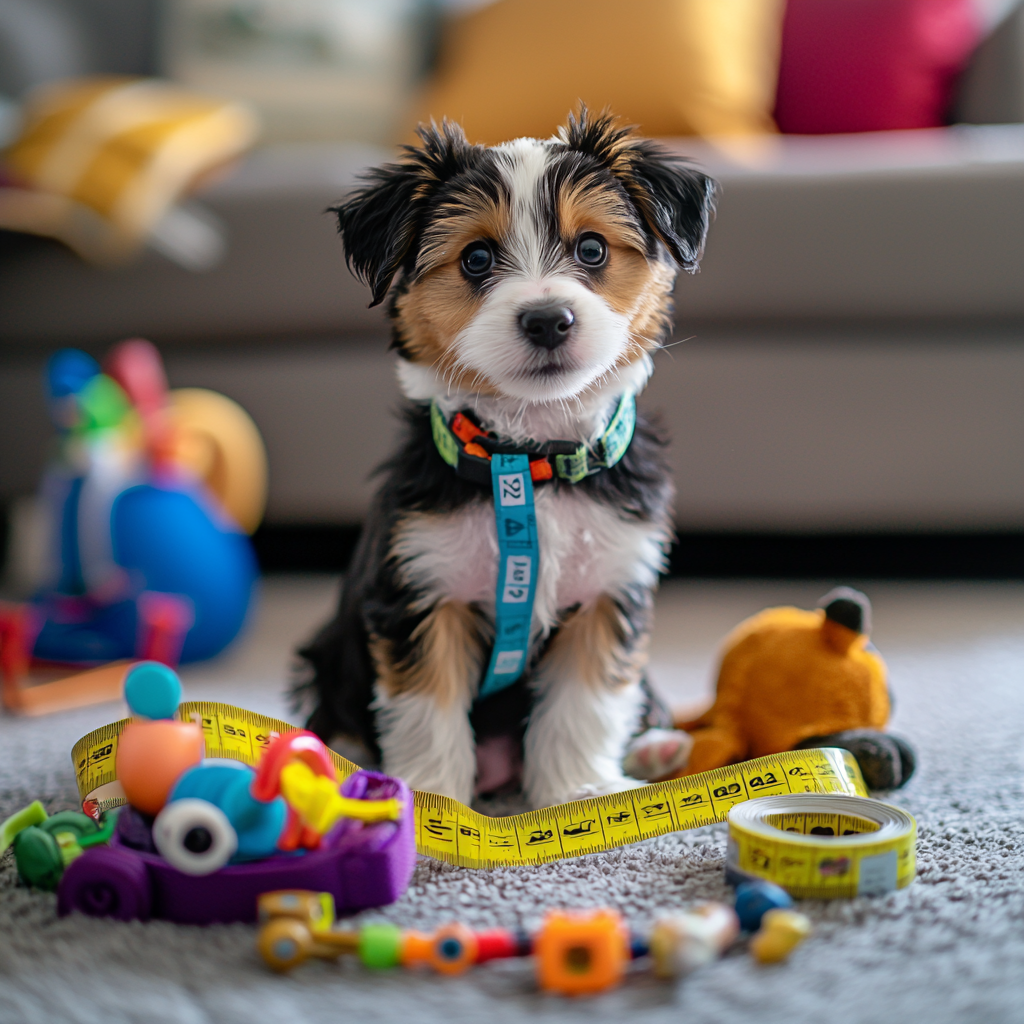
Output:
[[534, 909, 629, 996]]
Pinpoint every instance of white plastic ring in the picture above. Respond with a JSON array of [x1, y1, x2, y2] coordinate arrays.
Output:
[[153, 799, 238, 876]]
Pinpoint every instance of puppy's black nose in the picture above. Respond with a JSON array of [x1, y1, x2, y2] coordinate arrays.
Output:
[[518, 305, 575, 350]]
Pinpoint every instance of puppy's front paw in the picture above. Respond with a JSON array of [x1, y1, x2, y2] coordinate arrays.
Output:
[[622, 728, 693, 781]]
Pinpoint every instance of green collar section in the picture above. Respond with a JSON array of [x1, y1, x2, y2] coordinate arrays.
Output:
[[554, 391, 636, 483], [431, 399, 462, 470], [430, 392, 637, 485]]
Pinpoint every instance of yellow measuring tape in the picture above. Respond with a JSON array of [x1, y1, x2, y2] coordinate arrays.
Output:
[[727, 793, 916, 898], [73, 701, 884, 871]]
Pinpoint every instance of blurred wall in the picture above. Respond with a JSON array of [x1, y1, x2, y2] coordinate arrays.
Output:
[[0, 0, 160, 97]]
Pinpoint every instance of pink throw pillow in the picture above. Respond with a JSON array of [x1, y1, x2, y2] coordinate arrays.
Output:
[[774, 0, 983, 134]]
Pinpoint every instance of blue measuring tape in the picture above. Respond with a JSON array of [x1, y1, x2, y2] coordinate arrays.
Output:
[[478, 453, 539, 698]]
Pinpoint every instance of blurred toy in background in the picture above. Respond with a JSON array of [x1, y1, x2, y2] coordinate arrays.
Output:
[[673, 587, 916, 791], [0, 76, 259, 270], [0, 339, 266, 713], [649, 902, 740, 978], [56, 662, 414, 924]]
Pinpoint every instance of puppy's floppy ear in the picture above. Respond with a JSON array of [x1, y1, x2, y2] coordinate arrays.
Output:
[[560, 107, 717, 273], [330, 120, 479, 306], [625, 140, 717, 272]]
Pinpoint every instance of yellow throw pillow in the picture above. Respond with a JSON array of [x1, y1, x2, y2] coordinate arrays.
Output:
[[412, 0, 785, 144], [0, 76, 259, 263]]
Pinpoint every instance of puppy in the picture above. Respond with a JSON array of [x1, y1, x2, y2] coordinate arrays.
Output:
[[296, 108, 716, 808]]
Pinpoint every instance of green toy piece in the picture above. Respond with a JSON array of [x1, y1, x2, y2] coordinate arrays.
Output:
[[76, 373, 130, 434], [0, 802, 117, 891], [13, 827, 66, 891], [358, 922, 404, 969], [0, 800, 47, 855]]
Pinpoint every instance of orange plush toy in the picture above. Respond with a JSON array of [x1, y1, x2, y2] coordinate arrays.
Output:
[[672, 588, 915, 791]]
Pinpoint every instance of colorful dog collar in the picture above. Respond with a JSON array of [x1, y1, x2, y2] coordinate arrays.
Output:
[[430, 392, 637, 487]]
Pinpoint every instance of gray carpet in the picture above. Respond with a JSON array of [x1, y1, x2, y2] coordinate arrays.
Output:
[[3, 578, 1024, 1023]]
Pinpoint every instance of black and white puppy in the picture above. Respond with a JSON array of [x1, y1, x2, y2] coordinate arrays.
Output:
[[296, 109, 716, 809]]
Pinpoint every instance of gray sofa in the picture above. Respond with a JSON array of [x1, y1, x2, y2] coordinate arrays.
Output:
[[3, 7, 1024, 537]]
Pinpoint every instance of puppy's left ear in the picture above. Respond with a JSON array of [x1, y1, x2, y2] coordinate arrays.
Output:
[[330, 120, 479, 306], [624, 140, 717, 273]]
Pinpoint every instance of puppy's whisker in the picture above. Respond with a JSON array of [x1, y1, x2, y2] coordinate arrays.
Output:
[[653, 335, 694, 352]]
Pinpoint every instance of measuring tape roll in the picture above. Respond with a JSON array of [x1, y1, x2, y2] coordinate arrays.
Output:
[[74, 701, 878, 871], [726, 793, 916, 898]]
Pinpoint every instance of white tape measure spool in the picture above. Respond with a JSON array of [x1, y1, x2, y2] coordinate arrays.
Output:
[[727, 793, 917, 899]]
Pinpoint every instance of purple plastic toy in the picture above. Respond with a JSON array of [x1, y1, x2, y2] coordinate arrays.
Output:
[[57, 771, 415, 925]]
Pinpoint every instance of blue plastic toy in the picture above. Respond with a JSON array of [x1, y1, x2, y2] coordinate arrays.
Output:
[[734, 880, 794, 932], [169, 763, 288, 863]]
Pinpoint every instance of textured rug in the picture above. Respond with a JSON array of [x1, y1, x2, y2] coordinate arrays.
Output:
[[3, 578, 1024, 1024]]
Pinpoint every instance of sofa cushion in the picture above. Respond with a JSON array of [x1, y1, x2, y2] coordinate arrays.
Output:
[[412, 0, 785, 143]]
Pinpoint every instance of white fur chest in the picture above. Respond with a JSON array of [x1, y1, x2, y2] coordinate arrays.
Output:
[[392, 486, 668, 636]]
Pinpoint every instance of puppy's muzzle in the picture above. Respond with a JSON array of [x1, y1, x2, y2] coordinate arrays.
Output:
[[518, 304, 575, 351]]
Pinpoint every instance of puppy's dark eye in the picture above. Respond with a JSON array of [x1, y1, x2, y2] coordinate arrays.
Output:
[[575, 233, 607, 268], [461, 242, 494, 278]]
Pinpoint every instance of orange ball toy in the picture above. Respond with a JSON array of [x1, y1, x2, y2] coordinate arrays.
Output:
[[116, 719, 204, 816]]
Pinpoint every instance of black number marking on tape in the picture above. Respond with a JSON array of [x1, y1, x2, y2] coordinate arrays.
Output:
[[527, 829, 555, 846], [562, 819, 595, 837], [713, 783, 742, 799], [501, 476, 523, 502], [818, 857, 850, 877], [641, 802, 671, 820], [424, 817, 453, 839]]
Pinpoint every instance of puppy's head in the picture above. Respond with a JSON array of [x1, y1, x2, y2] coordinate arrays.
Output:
[[335, 108, 716, 403]]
